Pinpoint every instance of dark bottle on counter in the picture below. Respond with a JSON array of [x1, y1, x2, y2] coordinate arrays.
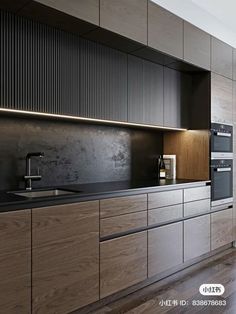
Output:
[[158, 155, 166, 179]]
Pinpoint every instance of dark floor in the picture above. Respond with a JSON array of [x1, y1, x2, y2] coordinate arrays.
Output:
[[91, 248, 236, 314]]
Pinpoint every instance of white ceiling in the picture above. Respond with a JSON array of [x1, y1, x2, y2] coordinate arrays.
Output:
[[151, 0, 236, 48]]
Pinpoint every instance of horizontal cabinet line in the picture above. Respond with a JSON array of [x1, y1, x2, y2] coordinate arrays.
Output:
[[99, 205, 233, 242]]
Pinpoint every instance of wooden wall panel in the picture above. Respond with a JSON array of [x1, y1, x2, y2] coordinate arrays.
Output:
[[164, 130, 210, 180]]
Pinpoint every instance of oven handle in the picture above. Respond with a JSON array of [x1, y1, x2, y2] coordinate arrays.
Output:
[[214, 131, 231, 137], [214, 167, 232, 172]]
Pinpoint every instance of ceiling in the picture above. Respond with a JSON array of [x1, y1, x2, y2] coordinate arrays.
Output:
[[151, 0, 236, 48]]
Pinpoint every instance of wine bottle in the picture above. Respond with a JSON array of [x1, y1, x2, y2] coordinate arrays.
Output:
[[159, 155, 166, 179]]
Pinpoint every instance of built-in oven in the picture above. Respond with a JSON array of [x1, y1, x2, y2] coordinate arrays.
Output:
[[211, 123, 233, 158], [211, 157, 233, 207]]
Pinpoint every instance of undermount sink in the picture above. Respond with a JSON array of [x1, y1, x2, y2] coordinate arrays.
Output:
[[11, 189, 78, 198]]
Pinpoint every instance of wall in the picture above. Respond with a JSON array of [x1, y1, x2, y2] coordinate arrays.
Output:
[[0, 116, 163, 191]]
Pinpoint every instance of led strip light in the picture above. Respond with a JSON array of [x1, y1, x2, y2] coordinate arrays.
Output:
[[0, 108, 187, 131]]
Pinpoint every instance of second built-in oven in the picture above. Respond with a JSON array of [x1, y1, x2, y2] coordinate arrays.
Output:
[[211, 158, 233, 207]]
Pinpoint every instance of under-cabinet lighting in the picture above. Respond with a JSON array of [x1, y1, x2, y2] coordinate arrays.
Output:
[[0, 108, 188, 131]]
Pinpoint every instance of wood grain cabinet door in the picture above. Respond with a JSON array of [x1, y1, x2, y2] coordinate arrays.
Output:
[[211, 37, 233, 79], [148, 1, 183, 59], [148, 222, 183, 277], [211, 73, 233, 124], [211, 208, 233, 250], [184, 22, 210, 70], [184, 215, 210, 262], [34, 0, 99, 25], [0, 210, 31, 314], [32, 201, 99, 314], [100, 0, 147, 44], [100, 231, 147, 298]]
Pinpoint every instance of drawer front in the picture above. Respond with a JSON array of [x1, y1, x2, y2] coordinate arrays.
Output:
[[100, 231, 147, 298], [148, 190, 182, 209], [148, 204, 183, 226], [100, 211, 147, 238], [184, 215, 210, 262], [100, 194, 147, 218], [211, 208, 233, 250], [184, 199, 211, 217], [184, 186, 210, 203], [148, 222, 183, 277]]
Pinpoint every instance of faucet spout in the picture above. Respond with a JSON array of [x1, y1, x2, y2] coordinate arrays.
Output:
[[24, 152, 45, 190]]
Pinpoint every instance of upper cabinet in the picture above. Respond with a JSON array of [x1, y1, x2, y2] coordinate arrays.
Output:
[[233, 48, 236, 81], [164, 67, 191, 129], [33, 0, 99, 25], [148, 1, 183, 59], [184, 22, 210, 70], [211, 37, 233, 79], [100, 0, 147, 45], [128, 55, 164, 126], [211, 73, 233, 124]]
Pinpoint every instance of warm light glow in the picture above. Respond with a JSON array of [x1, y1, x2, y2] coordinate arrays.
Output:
[[0, 108, 188, 131]]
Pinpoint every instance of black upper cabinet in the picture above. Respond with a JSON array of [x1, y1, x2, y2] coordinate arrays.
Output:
[[128, 55, 164, 126], [211, 37, 233, 79], [164, 68, 191, 129], [184, 22, 210, 70], [79, 39, 128, 122]]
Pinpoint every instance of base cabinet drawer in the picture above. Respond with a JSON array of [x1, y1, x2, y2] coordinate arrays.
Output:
[[184, 215, 210, 262], [148, 204, 183, 226], [100, 232, 147, 298], [211, 208, 233, 250], [184, 199, 210, 217], [148, 190, 182, 209], [148, 222, 183, 277], [184, 186, 210, 202]]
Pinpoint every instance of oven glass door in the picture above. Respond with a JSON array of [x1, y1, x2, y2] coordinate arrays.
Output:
[[211, 161, 233, 201], [212, 132, 232, 152]]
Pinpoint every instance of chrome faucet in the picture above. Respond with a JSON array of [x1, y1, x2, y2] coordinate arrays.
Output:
[[24, 152, 44, 190]]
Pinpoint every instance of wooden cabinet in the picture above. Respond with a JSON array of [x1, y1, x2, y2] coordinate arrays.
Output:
[[211, 73, 233, 124], [184, 186, 211, 203], [233, 48, 236, 81], [32, 201, 99, 314], [148, 189, 182, 209], [0, 210, 31, 313], [184, 199, 210, 217], [184, 22, 210, 70], [148, 222, 183, 277], [163, 67, 191, 128], [100, 194, 147, 218], [100, 231, 147, 298], [100, 0, 147, 44], [211, 208, 233, 250], [128, 55, 164, 126], [100, 211, 147, 238], [148, 1, 183, 59], [148, 204, 183, 226], [33, 0, 99, 25], [211, 37, 233, 79], [184, 215, 210, 261]]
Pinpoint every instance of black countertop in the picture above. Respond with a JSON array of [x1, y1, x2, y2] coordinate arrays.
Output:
[[0, 179, 210, 213]]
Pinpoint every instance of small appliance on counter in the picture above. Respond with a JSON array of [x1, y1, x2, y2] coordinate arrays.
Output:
[[163, 155, 176, 179]]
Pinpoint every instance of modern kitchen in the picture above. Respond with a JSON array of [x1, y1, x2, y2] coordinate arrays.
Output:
[[0, 1, 235, 313]]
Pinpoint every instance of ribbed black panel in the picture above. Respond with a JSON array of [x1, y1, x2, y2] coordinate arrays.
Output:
[[80, 39, 128, 121], [0, 11, 79, 114], [128, 55, 164, 126]]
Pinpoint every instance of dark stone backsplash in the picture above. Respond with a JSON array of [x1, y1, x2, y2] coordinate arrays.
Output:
[[0, 116, 163, 191]]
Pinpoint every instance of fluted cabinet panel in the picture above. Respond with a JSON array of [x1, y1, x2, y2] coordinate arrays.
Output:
[[79, 39, 128, 121], [0, 11, 79, 115]]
